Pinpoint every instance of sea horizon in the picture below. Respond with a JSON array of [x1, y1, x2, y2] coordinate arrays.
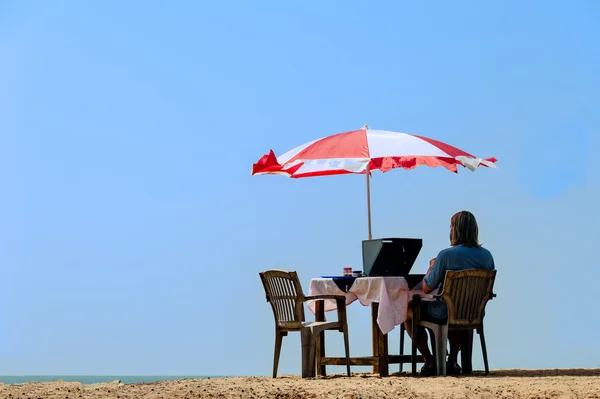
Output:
[[0, 375, 227, 385]]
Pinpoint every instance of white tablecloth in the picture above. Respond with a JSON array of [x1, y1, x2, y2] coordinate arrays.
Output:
[[307, 277, 425, 335]]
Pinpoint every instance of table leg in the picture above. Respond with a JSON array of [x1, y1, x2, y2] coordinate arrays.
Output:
[[378, 328, 389, 377], [315, 300, 326, 376], [399, 323, 405, 372], [371, 303, 389, 376], [371, 303, 379, 374]]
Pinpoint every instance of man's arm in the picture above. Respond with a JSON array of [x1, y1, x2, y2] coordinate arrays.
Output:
[[422, 258, 436, 293], [422, 279, 433, 293], [422, 254, 446, 293]]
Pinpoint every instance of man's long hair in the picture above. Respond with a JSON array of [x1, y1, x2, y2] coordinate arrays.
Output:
[[450, 210, 480, 247]]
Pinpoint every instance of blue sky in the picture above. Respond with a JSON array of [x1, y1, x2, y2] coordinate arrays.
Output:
[[1, 0, 598, 376]]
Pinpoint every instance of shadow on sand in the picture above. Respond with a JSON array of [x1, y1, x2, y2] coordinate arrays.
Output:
[[477, 369, 600, 378], [314, 368, 600, 379]]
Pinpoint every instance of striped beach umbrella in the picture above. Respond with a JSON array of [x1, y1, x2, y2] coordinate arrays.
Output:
[[252, 125, 497, 238]]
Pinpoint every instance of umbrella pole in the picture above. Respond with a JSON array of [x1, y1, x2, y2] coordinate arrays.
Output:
[[366, 164, 372, 240]]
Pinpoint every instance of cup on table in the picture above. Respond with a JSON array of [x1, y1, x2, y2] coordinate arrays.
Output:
[[352, 270, 362, 277], [343, 267, 352, 276]]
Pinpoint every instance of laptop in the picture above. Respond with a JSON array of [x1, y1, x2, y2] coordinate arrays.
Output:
[[362, 238, 423, 277]]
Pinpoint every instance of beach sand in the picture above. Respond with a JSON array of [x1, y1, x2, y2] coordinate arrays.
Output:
[[1, 369, 599, 398]]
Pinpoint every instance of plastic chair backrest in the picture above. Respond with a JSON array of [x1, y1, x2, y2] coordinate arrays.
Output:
[[440, 269, 497, 328], [259, 270, 306, 328]]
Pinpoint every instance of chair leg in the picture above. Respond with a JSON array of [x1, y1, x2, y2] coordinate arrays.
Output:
[[460, 329, 474, 374], [399, 323, 405, 373], [432, 325, 448, 376], [300, 328, 316, 378], [429, 329, 436, 365], [478, 326, 490, 375], [273, 329, 283, 378], [342, 324, 351, 377]]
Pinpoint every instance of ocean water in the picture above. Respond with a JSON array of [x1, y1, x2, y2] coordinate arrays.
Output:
[[0, 375, 219, 385]]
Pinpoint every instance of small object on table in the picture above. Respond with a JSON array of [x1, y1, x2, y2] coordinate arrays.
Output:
[[325, 276, 357, 292], [352, 270, 363, 277], [343, 267, 353, 276]]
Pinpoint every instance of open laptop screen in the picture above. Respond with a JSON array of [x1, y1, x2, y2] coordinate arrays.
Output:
[[362, 238, 423, 276]]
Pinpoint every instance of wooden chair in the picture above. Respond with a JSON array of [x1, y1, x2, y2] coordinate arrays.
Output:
[[411, 269, 497, 376], [259, 270, 351, 378]]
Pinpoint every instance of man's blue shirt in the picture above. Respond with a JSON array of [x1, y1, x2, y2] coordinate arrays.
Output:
[[423, 245, 495, 318]]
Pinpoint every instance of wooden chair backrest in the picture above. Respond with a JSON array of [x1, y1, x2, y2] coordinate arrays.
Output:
[[259, 270, 306, 329], [440, 269, 497, 328]]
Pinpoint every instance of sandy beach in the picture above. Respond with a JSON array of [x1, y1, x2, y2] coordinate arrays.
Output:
[[1, 369, 599, 399]]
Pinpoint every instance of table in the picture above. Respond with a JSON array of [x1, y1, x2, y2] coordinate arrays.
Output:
[[308, 276, 426, 376]]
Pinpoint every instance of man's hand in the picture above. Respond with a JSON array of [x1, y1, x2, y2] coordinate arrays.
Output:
[[423, 279, 432, 294], [427, 258, 436, 273]]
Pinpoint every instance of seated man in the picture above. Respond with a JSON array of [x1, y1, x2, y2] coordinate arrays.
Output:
[[404, 210, 495, 376]]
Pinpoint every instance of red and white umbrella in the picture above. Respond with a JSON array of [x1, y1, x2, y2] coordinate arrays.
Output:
[[252, 125, 497, 238]]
